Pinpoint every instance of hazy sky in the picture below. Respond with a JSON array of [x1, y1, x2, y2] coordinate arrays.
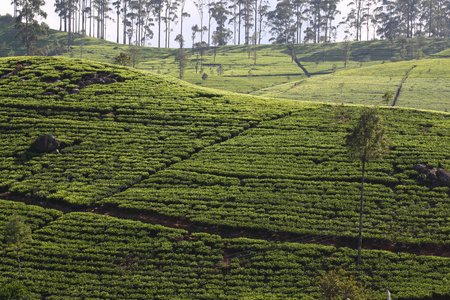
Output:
[[4, 0, 351, 47]]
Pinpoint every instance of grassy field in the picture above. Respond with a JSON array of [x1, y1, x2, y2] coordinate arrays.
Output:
[[0, 56, 449, 298], [253, 59, 450, 112]]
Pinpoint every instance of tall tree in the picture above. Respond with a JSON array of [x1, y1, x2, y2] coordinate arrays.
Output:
[[163, 0, 179, 48], [345, 0, 365, 41], [194, 0, 207, 44], [267, 0, 295, 44], [345, 107, 390, 265], [4, 215, 32, 273], [113, 0, 121, 43], [13, 0, 48, 55], [210, 0, 232, 46], [256, 0, 270, 44], [178, 0, 190, 48]]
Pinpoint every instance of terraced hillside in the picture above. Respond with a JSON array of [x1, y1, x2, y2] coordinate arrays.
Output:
[[0, 56, 449, 299]]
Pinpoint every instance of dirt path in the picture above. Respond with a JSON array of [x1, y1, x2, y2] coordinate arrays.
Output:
[[1, 191, 449, 258], [392, 65, 417, 106]]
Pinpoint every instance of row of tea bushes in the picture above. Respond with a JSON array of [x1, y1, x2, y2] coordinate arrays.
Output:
[[0, 203, 448, 299]]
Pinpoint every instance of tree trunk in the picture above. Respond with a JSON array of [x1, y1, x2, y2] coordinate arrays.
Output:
[[357, 160, 365, 265], [287, 46, 311, 77], [17, 248, 21, 274]]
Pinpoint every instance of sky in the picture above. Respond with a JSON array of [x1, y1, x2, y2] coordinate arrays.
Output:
[[3, 0, 351, 48]]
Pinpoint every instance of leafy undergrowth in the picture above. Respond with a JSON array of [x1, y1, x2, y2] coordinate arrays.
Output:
[[0, 56, 449, 299]]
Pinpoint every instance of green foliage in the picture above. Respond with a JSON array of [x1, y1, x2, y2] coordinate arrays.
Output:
[[382, 91, 393, 105], [4, 215, 32, 273], [345, 107, 390, 165], [4, 215, 32, 251], [174, 49, 189, 79], [0, 281, 31, 300], [316, 269, 371, 300], [112, 52, 132, 66], [126, 45, 143, 68], [12, 0, 48, 56]]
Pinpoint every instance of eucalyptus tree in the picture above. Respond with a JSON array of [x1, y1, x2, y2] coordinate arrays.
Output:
[[194, 0, 207, 44], [129, 0, 147, 46], [397, 0, 421, 37], [121, 0, 129, 44], [306, 0, 323, 43], [54, 0, 78, 46], [92, 0, 112, 39], [229, 0, 241, 44], [113, 0, 121, 42], [152, 0, 164, 47], [344, 0, 364, 40], [267, 0, 295, 44], [13, 0, 48, 55], [375, 0, 403, 40], [434, 0, 450, 37], [256, 0, 270, 44], [210, 0, 232, 46], [292, 0, 306, 44], [54, 0, 69, 31], [163, 0, 179, 48], [206, 0, 214, 45], [142, 0, 155, 46], [178, 0, 190, 48], [321, 0, 339, 42], [242, 0, 254, 44]]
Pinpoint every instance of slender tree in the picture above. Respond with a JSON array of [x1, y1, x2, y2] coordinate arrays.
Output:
[[178, 0, 190, 48], [13, 0, 48, 55], [113, 0, 121, 43], [4, 215, 32, 273], [210, 0, 232, 46], [345, 107, 390, 265], [256, 0, 270, 44], [174, 48, 189, 78], [267, 0, 295, 44], [194, 0, 206, 44], [342, 39, 351, 67]]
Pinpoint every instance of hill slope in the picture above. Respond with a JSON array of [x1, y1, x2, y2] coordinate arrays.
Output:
[[252, 58, 450, 112], [1, 14, 449, 107], [0, 56, 449, 299]]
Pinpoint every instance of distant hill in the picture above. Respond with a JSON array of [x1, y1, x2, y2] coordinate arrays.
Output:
[[1, 13, 449, 104]]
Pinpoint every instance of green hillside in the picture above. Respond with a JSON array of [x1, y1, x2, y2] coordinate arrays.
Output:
[[253, 59, 450, 112], [1, 14, 449, 110], [0, 56, 449, 299]]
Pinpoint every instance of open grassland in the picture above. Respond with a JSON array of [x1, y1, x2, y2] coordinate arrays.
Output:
[[253, 59, 450, 112], [0, 56, 449, 299]]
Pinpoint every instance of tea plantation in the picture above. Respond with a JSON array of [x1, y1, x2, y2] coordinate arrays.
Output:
[[0, 56, 449, 299]]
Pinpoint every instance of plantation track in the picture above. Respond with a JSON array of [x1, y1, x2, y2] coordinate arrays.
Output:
[[1, 191, 449, 259], [392, 65, 417, 106]]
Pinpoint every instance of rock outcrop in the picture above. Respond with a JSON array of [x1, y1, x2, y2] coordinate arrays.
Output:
[[30, 134, 61, 154], [414, 164, 450, 188]]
